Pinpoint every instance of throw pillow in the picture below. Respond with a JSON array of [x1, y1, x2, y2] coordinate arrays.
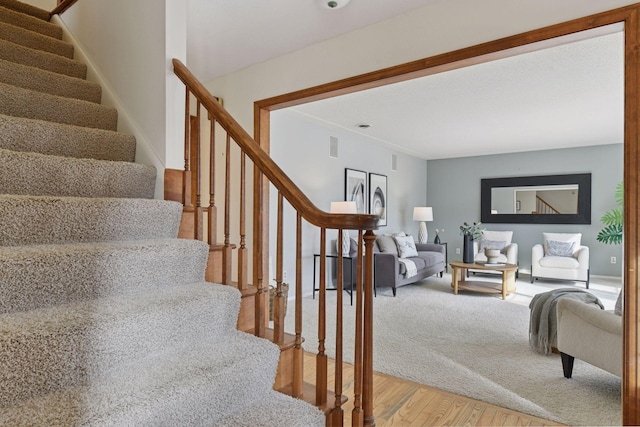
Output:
[[394, 235, 418, 258], [546, 240, 575, 257], [479, 239, 507, 253], [376, 235, 398, 254], [615, 289, 623, 316]]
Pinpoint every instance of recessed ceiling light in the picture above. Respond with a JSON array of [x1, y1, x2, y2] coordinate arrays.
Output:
[[320, 0, 351, 10], [356, 123, 371, 129]]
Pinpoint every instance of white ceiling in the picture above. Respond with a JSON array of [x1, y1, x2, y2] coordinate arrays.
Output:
[[187, 2, 624, 160]]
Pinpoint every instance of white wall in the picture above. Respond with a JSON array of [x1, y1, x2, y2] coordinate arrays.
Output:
[[270, 110, 427, 293], [22, 0, 55, 11], [56, 0, 187, 197]]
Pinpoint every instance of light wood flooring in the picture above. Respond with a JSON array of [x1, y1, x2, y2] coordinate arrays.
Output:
[[302, 352, 563, 426]]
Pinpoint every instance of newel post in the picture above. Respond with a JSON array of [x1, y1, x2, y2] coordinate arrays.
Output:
[[362, 230, 376, 427]]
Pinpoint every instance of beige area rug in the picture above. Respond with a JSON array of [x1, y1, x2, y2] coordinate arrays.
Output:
[[285, 274, 621, 426]]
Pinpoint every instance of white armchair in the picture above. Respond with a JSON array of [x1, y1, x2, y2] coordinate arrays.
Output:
[[531, 232, 590, 288], [556, 294, 622, 378], [469, 230, 519, 277]]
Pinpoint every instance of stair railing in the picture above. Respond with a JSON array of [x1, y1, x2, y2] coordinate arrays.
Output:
[[172, 59, 378, 427], [535, 195, 561, 214]]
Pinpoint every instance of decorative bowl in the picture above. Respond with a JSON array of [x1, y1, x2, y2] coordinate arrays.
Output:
[[484, 248, 501, 263]]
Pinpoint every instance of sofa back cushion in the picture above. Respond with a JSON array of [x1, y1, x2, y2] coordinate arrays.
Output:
[[376, 235, 397, 254]]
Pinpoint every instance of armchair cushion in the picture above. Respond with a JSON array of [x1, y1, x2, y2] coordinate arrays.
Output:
[[543, 232, 581, 256], [546, 240, 576, 257], [539, 256, 580, 269]]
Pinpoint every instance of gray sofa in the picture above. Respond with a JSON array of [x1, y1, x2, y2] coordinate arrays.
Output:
[[373, 234, 446, 296]]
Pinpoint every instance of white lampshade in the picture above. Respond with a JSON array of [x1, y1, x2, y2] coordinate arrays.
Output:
[[413, 207, 433, 222], [331, 201, 357, 256], [330, 201, 357, 214]]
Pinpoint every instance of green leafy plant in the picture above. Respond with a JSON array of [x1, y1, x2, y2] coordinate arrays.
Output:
[[459, 221, 484, 240], [597, 181, 623, 245]]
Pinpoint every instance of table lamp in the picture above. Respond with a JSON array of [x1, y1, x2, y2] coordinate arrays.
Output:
[[413, 207, 433, 244], [331, 201, 357, 256]]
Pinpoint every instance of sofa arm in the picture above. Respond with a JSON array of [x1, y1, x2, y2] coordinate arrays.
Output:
[[374, 252, 398, 287], [505, 243, 518, 265], [575, 246, 589, 268], [556, 298, 622, 376], [416, 243, 445, 255]]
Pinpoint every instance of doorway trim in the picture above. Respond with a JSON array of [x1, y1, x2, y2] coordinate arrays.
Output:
[[255, 5, 640, 422]]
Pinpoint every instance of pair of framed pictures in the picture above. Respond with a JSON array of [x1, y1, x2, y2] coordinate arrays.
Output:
[[344, 168, 387, 226]]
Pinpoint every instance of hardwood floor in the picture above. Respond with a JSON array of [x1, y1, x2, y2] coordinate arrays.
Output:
[[302, 352, 563, 426]]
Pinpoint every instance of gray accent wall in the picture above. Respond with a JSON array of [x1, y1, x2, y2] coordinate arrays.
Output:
[[270, 110, 427, 293], [426, 144, 623, 277]]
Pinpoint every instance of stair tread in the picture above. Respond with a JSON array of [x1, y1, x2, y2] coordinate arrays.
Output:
[[0, 58, 101, 103], [0, 82, 117, 130], [0, 20, 72, 58], [0, 5, 61, 39], [0, 38, 86, 78], [0, 114, 136, 162], [0, 238, 210, 314], [0, 147, 156, 199], [0, 195, 182, 246], [0, 0, 50, 21]]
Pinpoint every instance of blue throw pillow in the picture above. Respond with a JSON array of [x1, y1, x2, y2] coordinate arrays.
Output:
[[546, 240, 575, 257]]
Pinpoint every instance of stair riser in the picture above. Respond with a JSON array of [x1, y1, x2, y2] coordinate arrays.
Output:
[[0, 6, 61, 39], [0, 149, 156, 199], [0, 59, 101, 103], [0, 196, 182, 246], [0, 335, 281, 426], [0, 239, 209, 314], [0, 21, 72, 58], [0, 283, 250, 405], [0, 39, 86, 78], [0, 115, 135, 162], [0, 83, 117, 131]]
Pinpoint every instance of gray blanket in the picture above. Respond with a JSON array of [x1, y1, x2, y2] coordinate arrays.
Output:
[[529, 287, 604, 355]]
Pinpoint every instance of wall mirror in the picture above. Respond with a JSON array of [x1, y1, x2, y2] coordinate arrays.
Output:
[[481, 173, 591, 224]]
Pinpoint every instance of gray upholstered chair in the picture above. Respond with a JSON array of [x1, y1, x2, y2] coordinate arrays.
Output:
[[531, 232, 590, 288], [556, 290, 623, 378]]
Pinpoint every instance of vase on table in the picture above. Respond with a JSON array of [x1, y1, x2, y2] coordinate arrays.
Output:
[[463, 235, 474, 263]]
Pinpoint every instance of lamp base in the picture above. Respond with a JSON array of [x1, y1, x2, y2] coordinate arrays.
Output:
[[418, 222, 428, 244]]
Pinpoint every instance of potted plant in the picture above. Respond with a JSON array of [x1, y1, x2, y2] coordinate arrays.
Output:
[[597, 181, 623, 245], [459, 221, 484, 263]]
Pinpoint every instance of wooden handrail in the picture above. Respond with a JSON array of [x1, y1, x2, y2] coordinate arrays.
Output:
[[172, 59, 378, 231], [50, 0, 78, 17]]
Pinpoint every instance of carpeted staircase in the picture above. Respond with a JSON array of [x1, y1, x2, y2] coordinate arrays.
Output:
[[0, 1, 323, 425]]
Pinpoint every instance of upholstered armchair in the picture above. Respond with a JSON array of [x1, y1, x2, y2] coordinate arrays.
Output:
[[556, 291, 622, 378], [469, 230, 519, 277], [530, 232, 590, 288]]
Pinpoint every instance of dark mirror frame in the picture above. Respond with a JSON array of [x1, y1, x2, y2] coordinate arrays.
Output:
[[480, 173, 592, 224]]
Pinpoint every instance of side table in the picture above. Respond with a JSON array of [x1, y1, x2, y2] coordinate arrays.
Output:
[[313, 254, 355, 305]]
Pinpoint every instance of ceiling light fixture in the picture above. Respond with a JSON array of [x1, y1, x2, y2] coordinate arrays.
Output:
[[320, 0, 350, 10]]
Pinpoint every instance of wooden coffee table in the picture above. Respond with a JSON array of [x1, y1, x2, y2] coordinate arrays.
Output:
[[449, 261, 518, 300]]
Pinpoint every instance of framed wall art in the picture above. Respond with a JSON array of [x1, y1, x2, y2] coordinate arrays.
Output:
[[344, 168, 367, 214], [369, 172, 387, 226]]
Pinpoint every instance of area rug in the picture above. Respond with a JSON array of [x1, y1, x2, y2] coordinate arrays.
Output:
[[284, 274, 621, 426]]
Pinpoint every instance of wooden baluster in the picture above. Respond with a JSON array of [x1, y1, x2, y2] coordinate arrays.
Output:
[[316, 228, 327, 406], [193, 102, 203, 240], [332, 229, 344, 426], [363, 230, 376, 427], [237, 151, 248, 290], [254, 169, 266, 338], [222, 134, 232, 285], [293, 213, 304, 398], [274, 192, 285, 344], [208, 114, 217, 245], [352, 231, 364, 426], [182, 89, 192, 208]]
